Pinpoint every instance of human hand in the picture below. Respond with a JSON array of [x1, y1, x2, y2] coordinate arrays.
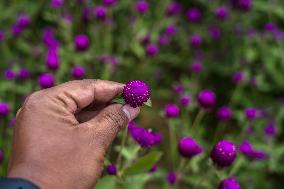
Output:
[[8, 80, 140, 189]]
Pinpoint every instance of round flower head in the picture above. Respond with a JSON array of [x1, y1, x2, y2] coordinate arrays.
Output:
[[135, 1, 149, 14], [208, 26, 221, 40], [0, 149, 4, 163], [17, 68, 30, 80], [172, 84, 184, 94], [165, 25, 177, 36], [94, 6, 107, 20], [166, 171, 177, 185], [46, 48, 60, 70], [198, 89, 216, 109], [164, 104, 180, 118], [17, 14, 31, 28], [264, 122, 277, 137], [191, 60, 203, 73], [166, 2, 182, 16], [42, 28, 58, 48], [211, 140, 237, 167], [179, 95, 191, 107], [264, 22, 278, 32], [178, 137, 203, 158], [103, 0, 117, 6], [123, 80, 150, 108], [190, 35, 202, 47], [71, 66, 85, 79], [106, 164, 117, 175], [159, 34, 170, 46], [240, 140, 268, 160], [0, 31, 4, 42], [146, 44, 159, 56], [215, 6, 229, 20], [4, 69, 16, 80], [149, 163, 159, 173], [51, 0, 64, 8], [244, 107, 257, 120], [239, 0, 252, 11], [38, 73, 55, 89], [186, 8, 201, 22], [232, 71, 244, 84], [218, 177, 241, 189], [0, 102, 10, 117], [217, 106, 232, 121], [74, 34, 90, 51]]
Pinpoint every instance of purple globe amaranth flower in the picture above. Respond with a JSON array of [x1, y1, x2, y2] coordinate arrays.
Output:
[[0, 102, 10, 117], [217, 106, 232, 121], [38, 73, 55, 89], [74, 34, 90, 51], [244, 107, 257, 120], [128, 122, 162, 148], [232, 71, 244, 84], [106, 164, 117, 175], [46, 48, 60, 71], [264, 122, 277, 137], [178, 137, 203, 159], [158, 34, 170, 46], [190, 35, 202, 47], [71, 66, 85, 79], [164, 104, 180, 118], [4, 69, 16, 80], [94, 6, 107, 20], [149, 163, 159, 173], [186, 8, 202, 22], [239, 0, 252, 11], [141, 34, 151, 46], [0, 149, 4, 163], [11, 24, 23, 36], [264, 22, 278, 32], [9, 117, 16, 127], [16, 14, 31, 28], [179, 95, 191, 107], [166, 2, 182, 16], [17, 68, 30, 80], [102, 0, 117, 6], [218, 177, 241, 189], [253, 150, 268, 160], [51, 0, 64, 8], [198, 89, 216, 109], [191, 61, 203, 73], [208, 26, 221, 40], [215, 6, 229, 20], [43, 28, 58, 48], [0, 31, 4, 42], [166, 171, 177, 185], [146, 44, 159, 56], [135, 1, 149, 14], [211, 140, 237, 167], [239, 140, 268, 160], [172, 84, 184, 94], [123, 80, 150, 108], [165, 25, 177, 36]]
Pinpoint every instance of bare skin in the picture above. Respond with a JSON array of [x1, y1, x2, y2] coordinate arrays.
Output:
[[8, 79, 140, 189]]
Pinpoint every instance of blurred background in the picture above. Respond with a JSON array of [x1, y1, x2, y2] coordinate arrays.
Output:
[[0, 0, 284, 188]]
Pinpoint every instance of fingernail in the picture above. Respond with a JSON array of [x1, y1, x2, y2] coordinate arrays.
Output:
[[122, 104, 140, 121]]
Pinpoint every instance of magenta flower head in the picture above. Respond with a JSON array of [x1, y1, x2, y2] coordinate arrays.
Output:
[[106, 164, 117, 175], [51, 0, 64, 8], [166, 171, 177, 185], [123, 80, 150, 108], [38, 73, 55, 89], [218, 177, 241, 189], [172, 84, 184, 94], [103, 0, 117, 6], [164, 104, 180, 118], [178, 137, 203, 158], [190, 35, 202, 47], [135, 1, 149, 14], [165, 25, 177, 36], [159, 34, 170, 46], [191, 60, 203, 73], [16, 14, 31, 28], [74, 34, 90, 51], [208, 26, 221, 40], [244, 107, 257, 120], [179, 95, 191, 107], [0, 149, 4, 163], [217, 106, 232, 121], [43, 28, 58, 48], [149, 163, 159, 173], [232, 71, 244, 84], [94, 6, 107, 20], [264, 22, 278, 32], [146, 43, 159, 56], [186, 8, 202, 22], [71, 66, 85, 79], [239, 0, 252, 11], [17, 68, 30, 80], [239, 140, 268, 160], [4, 69, 16, 80], [46, 48, 60, 70], [198, 89, 216, 109], [264, 122, 277, 137], [0, 102, 10, 117], [211, 140, 237, 167], [0, 31, 4, 42], [166, 2, 182, 16], [215, 6, 229, 20]]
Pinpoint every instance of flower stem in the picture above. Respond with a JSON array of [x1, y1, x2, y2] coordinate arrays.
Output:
[[193, 165, 213, 189], [191, 109, 205, 132], [116, 127, 128, 170], [168, 121, 177, 169], [213, 122, 226, 142]]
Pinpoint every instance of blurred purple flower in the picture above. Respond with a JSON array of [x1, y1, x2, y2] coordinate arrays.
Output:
[[172, 84, 184, 94], [244, 107, 257, 120], [191, 60, 203, 73], [149, 163, 159, 173], [211, 140, 237, 167], [135, 1, 149, 14], [232, 0, 252, 11], [74, 34, 90, 51], [264, 122, 277, 137], [0, 31, 4, 42], [240, 140, 268, 160], [17, 68, 30, 80], [186, 8, 201, 22], [4, 69, 16, 80], [0, 102, 10, 117], [0, 149, 4, 163], [165, 25, 177, 36], [94, 6, 107, 20], [178, 137, 203, 158], [16, 14, 31, 28], [190, 35, 202, 47], [198, 89, 216, 109], [106, 164, 117, 175], [164, 104, 180, 118], [166, 2, 182, 16], [146, 44, 159, 56], [46, 48, 60, 71], [217, 106, 232, 121], [51, 0, 64, 8], [158, 34, 170, 46], [9, 117, 16, 127], [264, 22, 278, 32], [166, 171, 177, 185], [38, 73, 55, 89], [232, 71, 244, 84], [103, 0, 117, 6], [43, 28, 58, 48], [218, 177, 241, 189], [179, 95, 191, 107], [71, 66, 85, 79], [215, 6, 229, 20]]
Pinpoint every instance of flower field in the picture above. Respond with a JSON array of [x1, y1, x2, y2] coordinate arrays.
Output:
[[1, 0, 284, 188]]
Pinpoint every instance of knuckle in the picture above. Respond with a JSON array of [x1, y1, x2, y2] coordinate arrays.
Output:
[[103, 108, 127, 129], [23, 91, 43, 110]]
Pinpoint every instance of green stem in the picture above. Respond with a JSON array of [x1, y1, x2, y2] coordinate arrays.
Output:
[[191, 109, 205, 132], [213, 122, 226, 142], [116, 127, 128, 170], [168, 121, 177, 169], [193, 166, 213, 189]]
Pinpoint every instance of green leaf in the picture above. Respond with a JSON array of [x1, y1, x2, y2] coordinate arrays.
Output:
[[144, 98, 152, 107], [94, 176, 116, 189], [123, 151, 163, 176], [113, 96, 125, 104]]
